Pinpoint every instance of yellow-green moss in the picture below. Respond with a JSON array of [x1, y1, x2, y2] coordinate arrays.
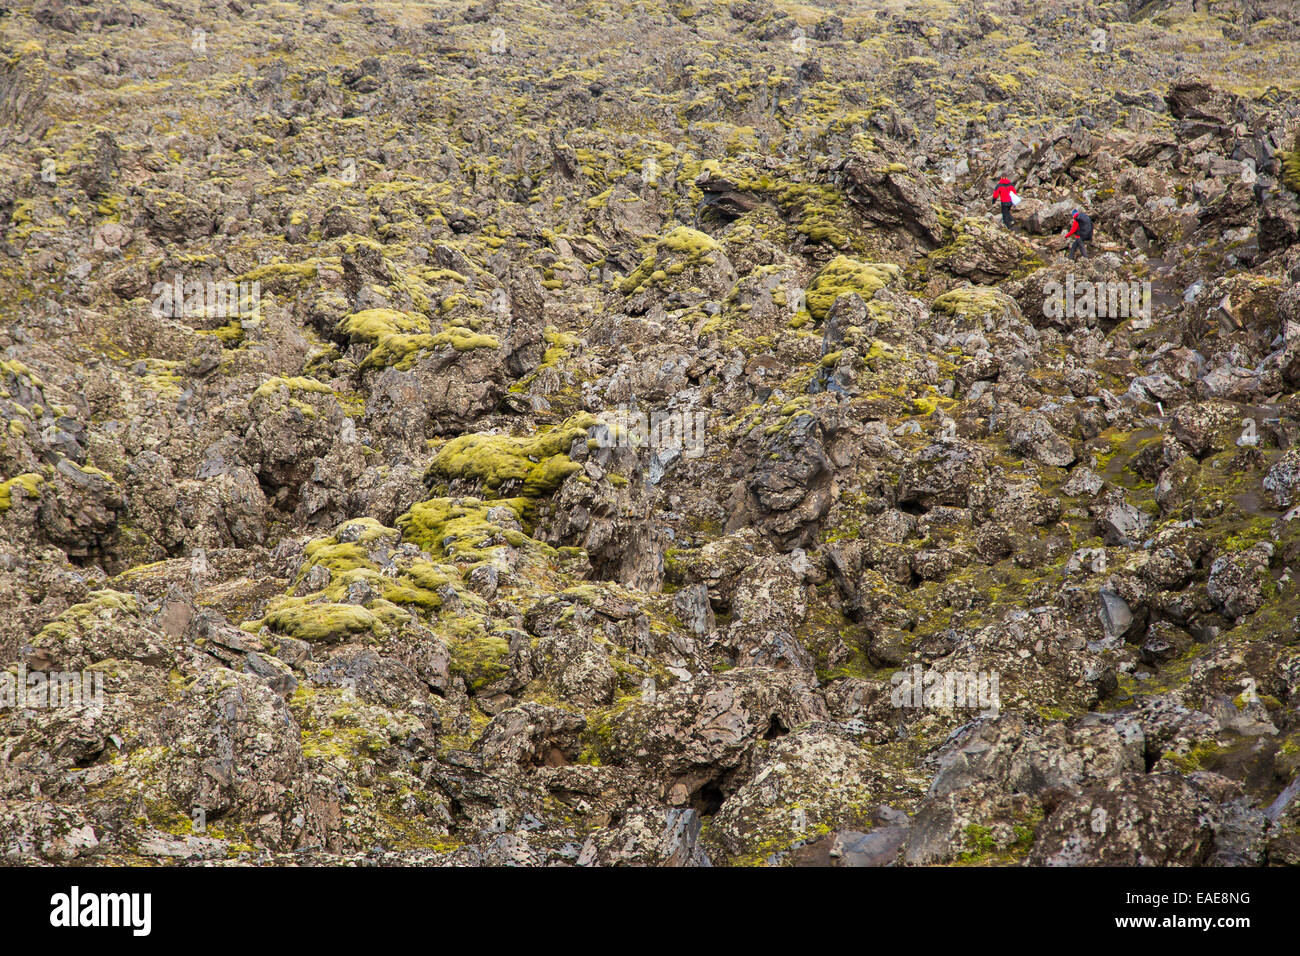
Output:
[[262, 602, 383, 643], [620, 226, 720, 294], [448, 635, 511, 692], [427, 413, 595, 497], [1160, 739, 1227, 774], [358, 327, 499, 371], [272, 518, 467, 620], [252, 376, 335, 400], [0, 359, 40, 384], [338, 308, 429, 343], [198, 319, 245, 346], [1281, 145, 1300, 194], [34, 589, 139, 643], [804, 257, 900, 322], [397, 496, 533, 561], [932, 286, 1011, 318], [0, 472, 45, 511]]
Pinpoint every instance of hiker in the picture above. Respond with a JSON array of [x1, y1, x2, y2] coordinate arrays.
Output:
[[993, 177, 1018, 228], [1064, 207, 1093, 259]]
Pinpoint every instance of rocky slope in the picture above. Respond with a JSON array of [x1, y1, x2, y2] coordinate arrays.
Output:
[[2, 0, 1300, 866]]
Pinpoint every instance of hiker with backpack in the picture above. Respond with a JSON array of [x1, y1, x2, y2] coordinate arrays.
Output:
[[1063, 208, 1093, 259], [993, 177, 1019, 228]]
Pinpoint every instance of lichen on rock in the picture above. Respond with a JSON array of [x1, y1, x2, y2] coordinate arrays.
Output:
[[2, 0, 1300, 871]]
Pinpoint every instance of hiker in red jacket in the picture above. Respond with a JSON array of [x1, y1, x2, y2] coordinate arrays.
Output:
[[1064, 208, 1093, 259], [993, 177, 1017, 228]]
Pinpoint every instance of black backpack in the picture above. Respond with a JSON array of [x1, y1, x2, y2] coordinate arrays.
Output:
[[1076, 212, 1094, 240]]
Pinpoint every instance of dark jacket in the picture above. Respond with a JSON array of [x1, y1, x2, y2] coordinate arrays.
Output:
[[1066, 211, 1093, 240]]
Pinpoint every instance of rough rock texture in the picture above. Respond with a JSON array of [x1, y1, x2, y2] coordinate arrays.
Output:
[[2, 0, 1300, 867]]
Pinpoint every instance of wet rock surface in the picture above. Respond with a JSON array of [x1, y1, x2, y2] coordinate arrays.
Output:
[[1, 0, 1300, 866]]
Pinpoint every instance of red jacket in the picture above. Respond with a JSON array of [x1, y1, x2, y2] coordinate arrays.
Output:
[[993, 180, 1015, 203]]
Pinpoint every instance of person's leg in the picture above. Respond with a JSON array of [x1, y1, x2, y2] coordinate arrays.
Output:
[[1001, 202, 1012, 227], [1071, 236, 1083, 258]]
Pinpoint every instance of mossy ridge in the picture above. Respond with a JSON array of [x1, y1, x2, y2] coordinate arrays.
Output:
[[0, 358, 43, 386], [290, 684, 418, 760], [338, 308, 429, 343], [804, 256, 901, 322], [690, 153, 862, 251], [722, 821, 836, 868], [426, 413, 596, 498], [195, 318, 245, 346], [298, 528, 456, 606], [397, 495, 539, 564], [1108, 635, 1208, 706], [234, 256, 339, 290], [285, 685, 459, 854], [931, 286, 1014, 319], [1158, 738, 1232, 775], [619, 225, 720, 295], [954, 809, 1042, 865], [32, 589, 141, 644], [251, 375, 336, 400], [134, 358, 184, 398], [358, 326, 500, 371], [926, 215, 1041, 278], [257, 601, 401, 644], [537, 327, 580, 371], [247, 516, 481, 640]]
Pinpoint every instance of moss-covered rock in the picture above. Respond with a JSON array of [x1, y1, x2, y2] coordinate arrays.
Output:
[[0, 472, 45, 512], [804, 256, 901, 322], [426, 413, 595, 498], [397, 496, 534, 563], [261, 602, 384, 644]]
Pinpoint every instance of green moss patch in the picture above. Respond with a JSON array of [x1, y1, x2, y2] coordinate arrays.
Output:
[[339, 308, 429, 343], [932, 286, 1015, 319], [252, 376, 335, 400], [804, 256, 901, 322], [397, 496, 534, 562], [0, 472, 45, 511], [426, 413, 595, 497], [448, 634, 511, 692], [620, 226, 721, 295], [358, 326, 499, 371], [1281, 139, 1300, 194], [262, 602, 384, 643]]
